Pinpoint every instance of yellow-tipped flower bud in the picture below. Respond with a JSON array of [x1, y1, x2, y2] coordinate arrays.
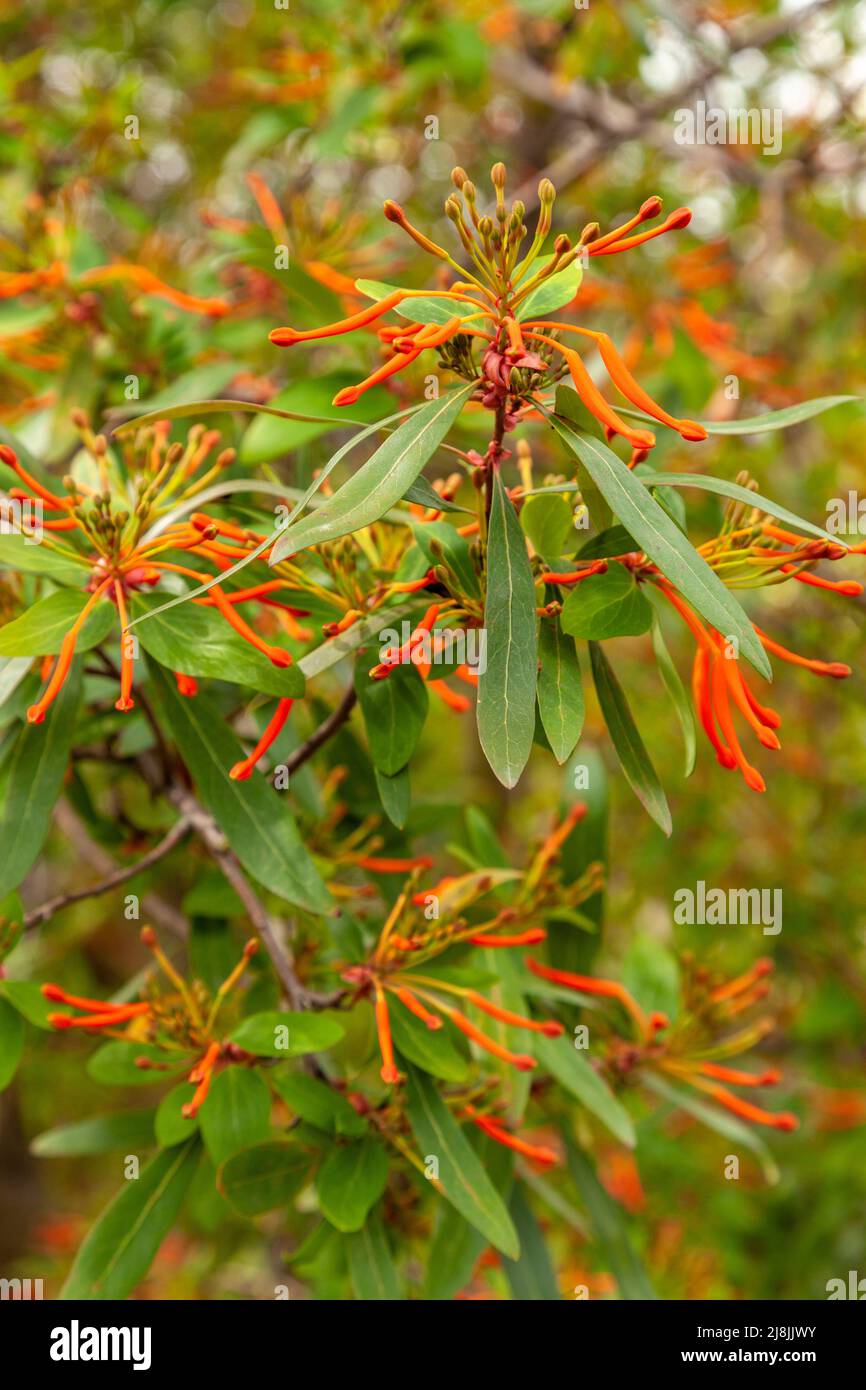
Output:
[[491, 162, 507, 189], [451, 167, 469, 189], [538, 178, 556, 206]]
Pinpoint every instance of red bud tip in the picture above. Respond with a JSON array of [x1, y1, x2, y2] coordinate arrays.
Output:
[[639, 196, 663, 220], [41, 983, 65, 1001], [269, 327, 300, 347], [667, 207, 692, 229], [48, 1013, 73, 1029], [760, 1069, 781, 1085], [678, 419, 708, 441], [140, 926, 157, 947], [332, 387, 360, 407]]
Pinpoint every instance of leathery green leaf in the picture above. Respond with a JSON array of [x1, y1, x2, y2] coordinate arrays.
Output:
[[477, 470, 538, 788], [405, 1064, 519, 1259]]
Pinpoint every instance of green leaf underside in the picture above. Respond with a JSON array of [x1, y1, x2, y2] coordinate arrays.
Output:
[[219, 1141, 312, 1215], [356, 662, 428, 777], [31, 1111, 156, 1157], [347, 1213, 401, 1300], [635, 471, 841, 545], [547, 406, 771, 679], [618, 393, 860, 435], [564, 1137, 657, 1300], [0, 533, 87, 584], [589, 641, 672, 836], [269, 382, 476, 563], [643, 1073, 778, 1183], [0, 663, 81, 892], [148, 664, 329, 912], [516, 256, 583, 322], [648, 602, 697, 778], [355, 279, 466, 327], [131, 594, 304, 698], [405, 1065, 519, 1259], [316, 1139, 388, 1232], [477, 471, 538, 788], [534, 1033, 635, 1148], [537, 619, 584, 765], [199, 1067, 271, 1167], [229, 1010, 345, 1056], [390, 997, 469, 1083], [560, 564, 652, 641], [60, 1139, 200, 1300], [0, 589, 115, 657]]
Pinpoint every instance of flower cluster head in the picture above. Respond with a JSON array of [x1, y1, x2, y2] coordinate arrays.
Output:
[[528, 953, 798, 1134], [42, 927, 259, 1119], [338, 805, 598, 1076], [268, 163, 709, 460]]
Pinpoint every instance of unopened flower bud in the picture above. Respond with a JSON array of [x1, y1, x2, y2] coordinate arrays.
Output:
[[491, 162, 507, 189], [538, 178, 556, 206], [451, 167, 469, 189]]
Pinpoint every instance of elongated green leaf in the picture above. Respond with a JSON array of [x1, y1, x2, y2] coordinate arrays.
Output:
[[130, 594, 303, 697], [0, 534, 87, 584], [642, 1073, 779, 1184], [537, 619, 584, 765], [548, 408, 770, 679], [636, 471, 839, 544], [148, 663, 329, 912], [619, 394, 860, 435], [155, 1085, 200, 1148], [61, 1138, 200, 1300], [239, 376, 390, 464], [88, 1040, 186, 1087], [374, 765, 410, 829], [390, 997, 469, 1083], [269, 382, 476, 563], [564, 1136, 657, 1300], [199, 1066, 271, 1166], [534, 1033, 635, 1147], [355, 661, 428, 776], [356, 279, 464, 326], [114, 397, 400, 435], [0, 662, 81, 892], [477, 471, 538, 788], [409, 517, 480, 595], [589, 641, 671, 836], [0, 590, 115, 658], [520, 492, 576, 561], [123, 408, 425, 632], [502, 1185, 561, 1300], [516, 255, 583, 321], [347, 1211, 402, 1300], [270, 1070, 366, 1136], [648, 602, 696, 778], [0, 998, 24, 1091], [406, 1065, 519, 1259], [31, 1110, 156, 1157], [560, 565, 651, 640], [219, 1139, 312, 1215], [230, 1009, 345, 1057], [299, 601, 418, 681], [316, 1139, 388, 1232]]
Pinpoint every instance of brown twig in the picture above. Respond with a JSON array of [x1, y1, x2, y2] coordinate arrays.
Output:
[[285, 684, 358, 775]]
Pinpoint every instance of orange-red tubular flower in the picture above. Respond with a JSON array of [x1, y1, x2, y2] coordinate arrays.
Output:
[[703, 1083, 798, 1131], [183, 1041, 222, 1118], [526, 958, 659, 1038], [27, 577, 113, 723], [374, 984, 401, 1084], [462, 989, 564, 1037], [269, 291, 406, 345], [465, 1107, 558, 1166], [437, 1002, 537, 1071], [230, 697, 294, 781]]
